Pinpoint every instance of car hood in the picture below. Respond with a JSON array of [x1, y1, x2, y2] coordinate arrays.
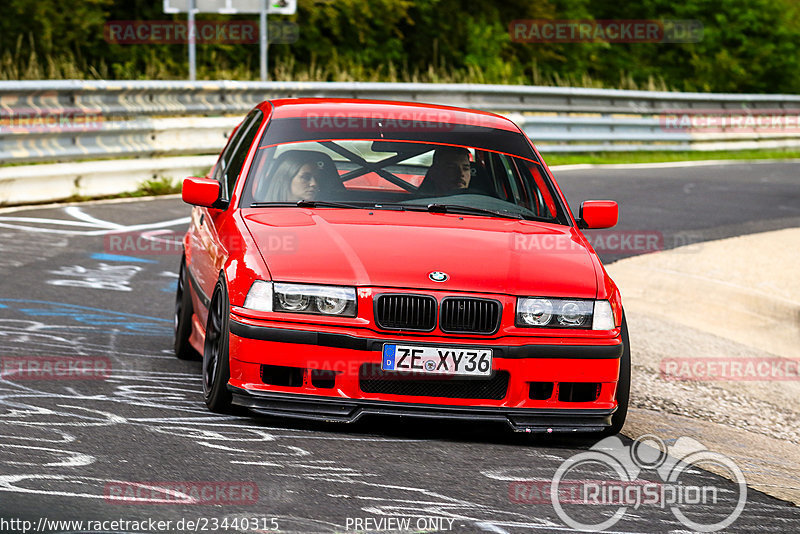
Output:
[[242, 209, 598, 297]]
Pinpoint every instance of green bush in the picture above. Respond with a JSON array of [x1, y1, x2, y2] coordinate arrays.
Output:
[[1, 0, 799, 93]]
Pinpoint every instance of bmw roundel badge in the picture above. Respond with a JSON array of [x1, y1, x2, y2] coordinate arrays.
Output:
[[429, 271, 449, 282]]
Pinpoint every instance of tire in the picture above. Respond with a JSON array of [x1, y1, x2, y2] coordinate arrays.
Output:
[[174, 256, 200, 361], [602, 313, 631, 436], [202, 275, 234, 413]]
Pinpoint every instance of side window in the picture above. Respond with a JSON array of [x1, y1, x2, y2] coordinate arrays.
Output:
[[213, 123, 246, 184], [212, 110, 262, 200], [494, 153, 529, 209], [224, 110, 263, 198], [518, 160, 559, 219]]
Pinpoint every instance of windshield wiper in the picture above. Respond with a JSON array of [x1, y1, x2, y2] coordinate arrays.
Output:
[[249, 200, 552, 222], [424, 203, 525, 220], [250, 200, 367, 209]]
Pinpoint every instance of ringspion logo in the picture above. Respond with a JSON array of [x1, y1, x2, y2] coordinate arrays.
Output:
[[544, 435, 746, 531]]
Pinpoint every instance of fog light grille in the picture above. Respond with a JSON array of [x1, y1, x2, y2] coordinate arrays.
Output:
[[359, 364, 508, 400]]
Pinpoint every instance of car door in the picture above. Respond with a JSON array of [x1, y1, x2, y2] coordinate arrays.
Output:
[[188, 110, 262, 326]]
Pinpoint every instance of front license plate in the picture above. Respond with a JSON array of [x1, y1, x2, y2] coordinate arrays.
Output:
[[381, 344, 492, 377]]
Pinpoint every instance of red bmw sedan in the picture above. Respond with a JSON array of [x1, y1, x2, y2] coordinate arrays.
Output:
[[175, 98, 629, 435]]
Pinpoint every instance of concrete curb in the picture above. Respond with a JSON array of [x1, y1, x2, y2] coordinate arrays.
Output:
[[0, 193, 183, 214], [550, 157, 800, 171], [625, 408, 800, 506], [606, 228, 800, 360], [610, 228, 800, 506], [0, 155, 215, 205]]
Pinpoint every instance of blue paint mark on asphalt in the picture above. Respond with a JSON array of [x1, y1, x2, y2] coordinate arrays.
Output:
[[0, 303, 6, 308], [90, 253, 157, 264], [161, 280, 178, 293], [0, 298, 171, 336]]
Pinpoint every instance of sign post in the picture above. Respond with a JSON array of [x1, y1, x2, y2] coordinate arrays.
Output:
[[188, 0, 196, 80], [260, 0, 268, 81], [164, 0, 297, 81]]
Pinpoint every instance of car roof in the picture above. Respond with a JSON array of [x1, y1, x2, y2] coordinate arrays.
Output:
[[259, 98, 521, 133]]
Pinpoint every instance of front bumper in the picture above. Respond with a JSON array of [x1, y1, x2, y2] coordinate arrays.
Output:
[[230, 385, 615, 432], [227, 317, 623, 432]]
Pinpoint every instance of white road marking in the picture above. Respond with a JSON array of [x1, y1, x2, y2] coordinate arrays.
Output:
[[64, 207, 125, 229], [0, 206, 189, 236], [47, 263, 142, 292], [0, 443, 94, 467], [0, 217, 99, 227]]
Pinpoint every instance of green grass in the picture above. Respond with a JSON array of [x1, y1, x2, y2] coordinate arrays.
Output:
[[542, 149, 800, 166], [1, 43, 671, 90], [55, 175, 188, 206], [134, 176, 182, 196]]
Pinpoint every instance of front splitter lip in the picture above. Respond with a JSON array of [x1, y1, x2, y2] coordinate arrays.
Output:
[[229, 385, 616, 433]]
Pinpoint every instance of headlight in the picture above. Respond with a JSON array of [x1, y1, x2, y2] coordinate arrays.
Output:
[[516, 297, 612, 329], [517, 298, 554, 326], [243, 281, 356, 317], [276, 291, 310, 311]]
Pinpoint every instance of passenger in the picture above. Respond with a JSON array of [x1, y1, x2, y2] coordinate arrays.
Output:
[[263, 150, 342, 202]]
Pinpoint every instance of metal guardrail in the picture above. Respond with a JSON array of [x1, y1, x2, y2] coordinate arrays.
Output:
[[1, 117, 234, 164], [2, 81, 800, 203], [4, 80, 800, 116], [3, 81, 800, 165]]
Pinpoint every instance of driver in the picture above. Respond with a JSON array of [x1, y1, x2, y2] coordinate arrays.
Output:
[[418, 147, 472, 195]]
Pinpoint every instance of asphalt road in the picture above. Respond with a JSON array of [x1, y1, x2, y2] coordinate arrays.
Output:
[[0, 161, 798, 533], [554, 160, 800, 263]]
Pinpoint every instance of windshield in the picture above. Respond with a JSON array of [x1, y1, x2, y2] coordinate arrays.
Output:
[[240, 117, 569, 224]]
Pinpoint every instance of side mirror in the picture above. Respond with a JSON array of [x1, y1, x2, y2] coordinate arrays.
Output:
[[182, 177, 221, 208], [579, 200, 618, 229]]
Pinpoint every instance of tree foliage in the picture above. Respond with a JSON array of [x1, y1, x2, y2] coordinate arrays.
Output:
[[1, 0, 798, 93]]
